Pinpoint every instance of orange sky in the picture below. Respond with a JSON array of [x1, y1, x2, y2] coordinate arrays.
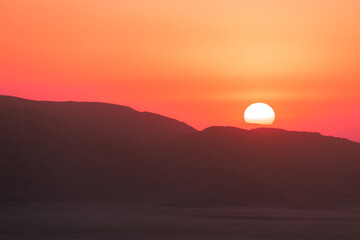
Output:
[[1, 0, 360, 142]]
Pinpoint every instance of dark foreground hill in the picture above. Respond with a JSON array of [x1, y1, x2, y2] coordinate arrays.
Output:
[[0, 95, 359, 207]]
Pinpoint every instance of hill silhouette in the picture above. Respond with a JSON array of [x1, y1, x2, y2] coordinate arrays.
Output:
[[0, 95, 196, 145], [0, 95, 359, 207]]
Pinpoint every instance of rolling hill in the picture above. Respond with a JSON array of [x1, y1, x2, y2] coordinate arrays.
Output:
[[0, 95, 359, 207]]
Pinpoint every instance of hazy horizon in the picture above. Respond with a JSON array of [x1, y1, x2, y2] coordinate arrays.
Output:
[[2, 94, 359, 143]]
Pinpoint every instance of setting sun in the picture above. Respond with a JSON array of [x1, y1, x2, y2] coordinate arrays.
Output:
[[244, 103, 275, 125]]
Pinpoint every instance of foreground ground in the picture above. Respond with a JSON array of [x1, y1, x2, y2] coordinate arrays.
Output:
[[1, 203, 360, 239]]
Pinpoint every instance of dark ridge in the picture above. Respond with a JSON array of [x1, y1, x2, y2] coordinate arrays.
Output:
[[0, 95, 360, 207], [0, 95, 197, 145]]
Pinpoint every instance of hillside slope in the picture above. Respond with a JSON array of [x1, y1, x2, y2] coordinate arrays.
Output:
[[0, 96, 359, 207]]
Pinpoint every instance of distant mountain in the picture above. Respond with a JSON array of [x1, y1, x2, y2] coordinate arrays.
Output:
[[0, 95, 359, 207]]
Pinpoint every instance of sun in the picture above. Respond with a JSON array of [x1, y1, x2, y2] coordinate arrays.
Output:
[[244, 103, 275, 125]]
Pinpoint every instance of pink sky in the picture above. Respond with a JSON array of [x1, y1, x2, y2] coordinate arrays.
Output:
[[1, 0, 360, 142]]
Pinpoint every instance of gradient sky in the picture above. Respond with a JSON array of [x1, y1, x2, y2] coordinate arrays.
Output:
[[1, 0, 360, 142]]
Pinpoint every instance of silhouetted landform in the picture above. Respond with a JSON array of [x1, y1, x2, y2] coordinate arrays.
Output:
[[1, 95, 359, 207]]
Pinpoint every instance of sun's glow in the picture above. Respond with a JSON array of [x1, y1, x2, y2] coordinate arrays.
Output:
[[244, 103, 275, 125]]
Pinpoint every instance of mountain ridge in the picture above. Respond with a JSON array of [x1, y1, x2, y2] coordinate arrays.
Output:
[[1, 95, 357, 144], [0, 95, 359, 207], [0, 95, 196, 145]]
